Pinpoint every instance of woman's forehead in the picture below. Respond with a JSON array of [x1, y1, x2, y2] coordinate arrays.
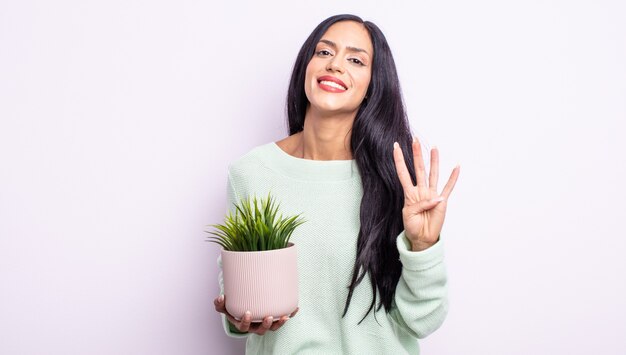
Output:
[[319, 21, 373, 55]]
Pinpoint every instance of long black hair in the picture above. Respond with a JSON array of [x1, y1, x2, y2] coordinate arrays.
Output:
[[286, 14, 418, 323]]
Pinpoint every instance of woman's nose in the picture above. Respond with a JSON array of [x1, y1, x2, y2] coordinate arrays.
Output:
[[326, 57, 344, 73]]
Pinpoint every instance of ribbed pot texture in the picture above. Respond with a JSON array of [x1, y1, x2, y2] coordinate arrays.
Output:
[[221, 243, 298, 322]]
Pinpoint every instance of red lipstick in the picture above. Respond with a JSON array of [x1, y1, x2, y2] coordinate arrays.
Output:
[[317, 75, 348, 93]]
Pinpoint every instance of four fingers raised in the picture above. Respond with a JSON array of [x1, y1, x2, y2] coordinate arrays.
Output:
[[393, 138, 459, 199]]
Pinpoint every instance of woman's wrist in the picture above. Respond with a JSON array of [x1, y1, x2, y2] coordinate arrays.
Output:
[[409, 235, 440, 252]]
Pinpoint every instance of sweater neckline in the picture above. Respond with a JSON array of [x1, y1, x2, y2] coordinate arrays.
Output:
[[261, 142, 359, 182]]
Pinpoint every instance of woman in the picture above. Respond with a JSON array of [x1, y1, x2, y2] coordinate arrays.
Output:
[[214, 14, 460, 354]]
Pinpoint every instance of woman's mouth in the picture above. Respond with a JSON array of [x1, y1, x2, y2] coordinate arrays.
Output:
[[317, 76, 347, 93]]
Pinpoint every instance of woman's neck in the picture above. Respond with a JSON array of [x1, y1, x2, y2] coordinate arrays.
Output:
[[294, 108, 355, 160]]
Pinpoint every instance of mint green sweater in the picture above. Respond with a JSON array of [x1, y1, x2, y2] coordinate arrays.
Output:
[[217, 142, 448, 354]]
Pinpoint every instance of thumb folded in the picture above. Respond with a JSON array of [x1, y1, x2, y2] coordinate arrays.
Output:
[[416, 196, 445, 213]]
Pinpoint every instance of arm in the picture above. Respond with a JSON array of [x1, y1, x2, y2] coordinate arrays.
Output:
[[389, 231, 448, 338], [388, 138, 459, 337]]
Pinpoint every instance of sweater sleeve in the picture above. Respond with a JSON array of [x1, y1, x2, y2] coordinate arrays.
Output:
[[217, 170, 249, 338], [389, 230, 448, 339]]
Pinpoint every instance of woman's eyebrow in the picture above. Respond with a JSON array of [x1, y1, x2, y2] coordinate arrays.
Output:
[[319, 39, 369, 56]]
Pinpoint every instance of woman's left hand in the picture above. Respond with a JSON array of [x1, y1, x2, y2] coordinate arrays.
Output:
[[392, 138, 460, 251]]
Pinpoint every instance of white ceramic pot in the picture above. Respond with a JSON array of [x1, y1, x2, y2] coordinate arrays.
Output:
[[221, 243, 298, 322]]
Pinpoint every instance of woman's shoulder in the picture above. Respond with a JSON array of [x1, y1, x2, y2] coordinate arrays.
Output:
[[228, 144, 270, 170], [228, 135, 293, 175], [232, 133, 298, 165]]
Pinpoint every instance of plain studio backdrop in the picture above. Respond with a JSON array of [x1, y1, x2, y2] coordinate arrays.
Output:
[[1, 0, 624, 354]]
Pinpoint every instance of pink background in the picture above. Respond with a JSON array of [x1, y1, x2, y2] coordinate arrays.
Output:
[[1, 0, 625, 354]]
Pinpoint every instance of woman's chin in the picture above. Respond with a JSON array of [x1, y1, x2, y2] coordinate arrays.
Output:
[[309, 101, 360, 116]]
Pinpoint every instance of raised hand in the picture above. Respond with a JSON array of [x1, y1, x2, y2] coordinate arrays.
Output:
[[392, 138, 460, 251]]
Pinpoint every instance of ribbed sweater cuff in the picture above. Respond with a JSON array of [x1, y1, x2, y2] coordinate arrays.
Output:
[[396, 230, 445, 271]]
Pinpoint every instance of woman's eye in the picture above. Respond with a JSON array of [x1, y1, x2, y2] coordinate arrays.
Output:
[[349, 58, 364, 66], [317, 50, 331, 56]]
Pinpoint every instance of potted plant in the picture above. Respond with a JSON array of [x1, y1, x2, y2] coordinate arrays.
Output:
[[207, 192, 305, 322]]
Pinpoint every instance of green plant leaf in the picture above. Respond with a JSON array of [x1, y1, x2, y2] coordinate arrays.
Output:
[[205, 192, 306, 251]]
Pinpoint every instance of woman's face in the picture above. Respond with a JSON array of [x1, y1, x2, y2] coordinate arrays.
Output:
[[304, 21, 373, 117]]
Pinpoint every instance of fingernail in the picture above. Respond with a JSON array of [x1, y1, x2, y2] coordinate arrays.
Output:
[[267, 316, 273, 323], [433, 196, 445, 202], [393, 142, 399, 149], [218, 295, 224, 303], [245, 311, 251, 318], [412, 137, 417, 143], [284, 316, 290, 320]]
